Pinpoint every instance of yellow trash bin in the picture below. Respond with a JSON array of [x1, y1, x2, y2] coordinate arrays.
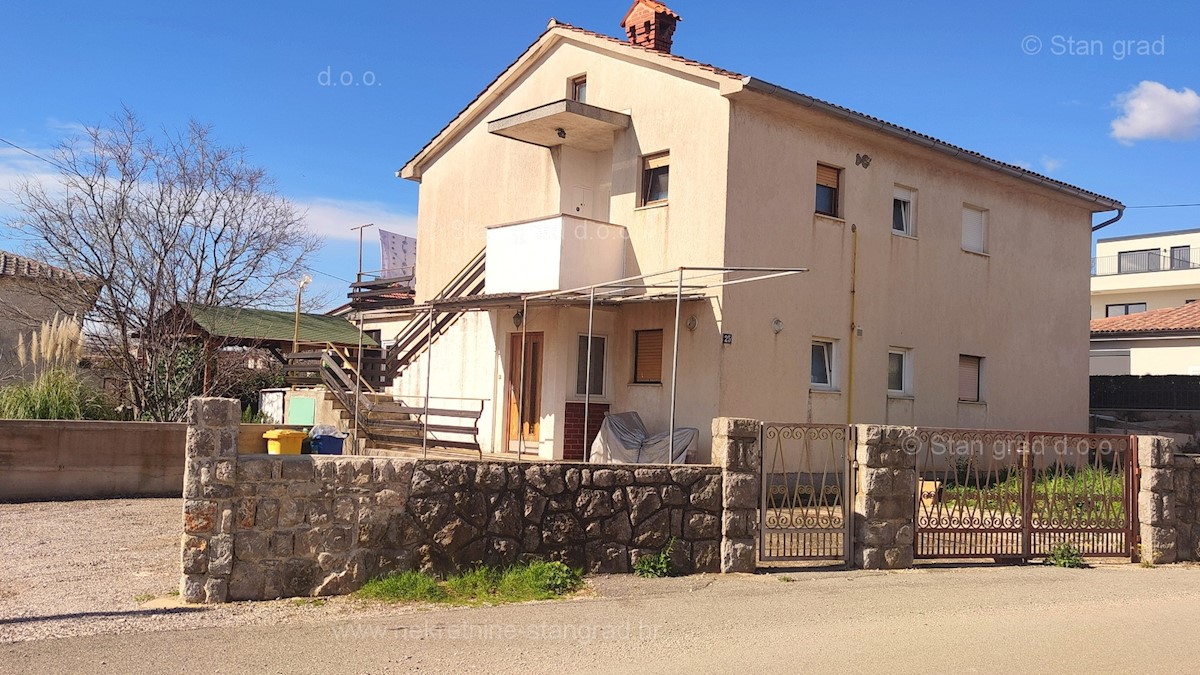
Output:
[[263, 429, 306, 455]]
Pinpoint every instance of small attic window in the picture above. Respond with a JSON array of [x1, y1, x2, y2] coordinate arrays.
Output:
[[570, 76, 587, 104]]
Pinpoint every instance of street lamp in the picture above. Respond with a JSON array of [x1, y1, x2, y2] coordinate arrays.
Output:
[[292, 274, 312, 353]]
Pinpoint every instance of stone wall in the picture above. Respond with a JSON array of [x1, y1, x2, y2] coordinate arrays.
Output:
[[181, 398, 727, 603], [1136, 434, 1200, 563], [853, 425, 917, 569], [1173, 454, 1200, 562]]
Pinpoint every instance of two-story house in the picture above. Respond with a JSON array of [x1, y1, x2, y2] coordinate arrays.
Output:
[[378, 2, 1122, 462]]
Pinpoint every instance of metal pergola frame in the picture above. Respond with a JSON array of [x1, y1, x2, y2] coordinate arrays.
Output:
[[392, 265, 807, 462]]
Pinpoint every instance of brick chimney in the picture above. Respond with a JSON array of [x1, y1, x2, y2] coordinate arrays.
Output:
[[620, 0, 681, 53]]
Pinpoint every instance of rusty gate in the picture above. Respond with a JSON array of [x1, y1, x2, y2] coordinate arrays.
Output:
[[759, 423, 853, 563], [911, 430, 1137, 560]]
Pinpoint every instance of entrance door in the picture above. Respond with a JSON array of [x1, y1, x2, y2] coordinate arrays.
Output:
[[507, 332, 543, 448]]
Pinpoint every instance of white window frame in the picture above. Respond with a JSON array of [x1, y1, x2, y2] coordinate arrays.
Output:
[[575, 333, 607, 397], [893, 185, 916, 237], [810, 339, 837, 390], [962, 204, 988, 254], [888, 348, 913, 396]]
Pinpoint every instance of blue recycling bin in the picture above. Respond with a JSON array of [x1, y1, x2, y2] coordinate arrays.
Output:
[[311, 435, 346, 455]]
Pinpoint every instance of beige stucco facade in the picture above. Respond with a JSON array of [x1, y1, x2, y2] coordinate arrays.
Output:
[[385, 23, 1118, 460]]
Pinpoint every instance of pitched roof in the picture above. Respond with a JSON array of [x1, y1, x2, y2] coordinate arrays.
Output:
[[0, 250, 82, 280], [180, 303, 378, 348], [401, 20, 1121, 210], [1091, 303, 1200, 336]]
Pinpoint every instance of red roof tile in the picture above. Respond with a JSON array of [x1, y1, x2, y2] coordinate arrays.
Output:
[[622, 0, 683, 22], [1091, 303, 1200, 335]]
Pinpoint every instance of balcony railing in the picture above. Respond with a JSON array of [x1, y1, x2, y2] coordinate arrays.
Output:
[[1091, 248, 1200, 276]]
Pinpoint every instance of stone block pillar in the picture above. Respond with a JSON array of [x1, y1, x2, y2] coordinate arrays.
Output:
[[1136, 435, 1177, 564], [180, 397, 241, 603], [711, 418, 760, 573], [853, 425, 916, 569]]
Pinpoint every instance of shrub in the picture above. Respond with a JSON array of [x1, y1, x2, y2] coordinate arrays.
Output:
[[1045, 541, 1088, 569], [0, 368, 115, 420], [633, 537, 677, 578]]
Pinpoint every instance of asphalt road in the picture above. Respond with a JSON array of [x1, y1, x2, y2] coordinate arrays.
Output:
[[3, 564, 1198, 674]]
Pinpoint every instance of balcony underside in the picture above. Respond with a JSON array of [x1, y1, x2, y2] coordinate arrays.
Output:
[[487, 99, 630, 153]]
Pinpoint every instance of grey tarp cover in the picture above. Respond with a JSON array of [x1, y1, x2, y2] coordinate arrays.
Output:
[[589, 411, 697, 464]]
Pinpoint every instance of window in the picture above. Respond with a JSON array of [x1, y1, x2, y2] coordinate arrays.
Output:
[[570, 75, 587, 103], [641, 153, 669, 205], [962, 205, 987, 253], [1105, 303, 1147, 317], [893, 185, 915, 236], [576, 335, 606, 396], [958, 355, 982, 402], [1117, 249, 1160, 273], [888, 348, 911, 395], [815, 164, 840, 217], [1171, 245, 1191, 270], [811, 340, 834, 388], [633, 329, 663, 384]]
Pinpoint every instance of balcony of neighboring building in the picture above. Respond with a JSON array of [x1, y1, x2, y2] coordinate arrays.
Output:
[[484, 214, 627, 295], [1091, 247, 1200, 294]]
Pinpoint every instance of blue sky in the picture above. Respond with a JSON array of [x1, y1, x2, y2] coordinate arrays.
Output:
[[2, 1, 1198, 309]]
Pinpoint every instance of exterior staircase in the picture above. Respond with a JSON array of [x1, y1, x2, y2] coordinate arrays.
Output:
[[384, 248, 486, 379]]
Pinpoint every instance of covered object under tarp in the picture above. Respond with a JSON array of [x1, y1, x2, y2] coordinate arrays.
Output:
[[590, 411, 697, 464]]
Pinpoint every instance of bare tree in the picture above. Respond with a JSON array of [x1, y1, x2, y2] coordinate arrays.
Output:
[[6, 109, 322, 420]]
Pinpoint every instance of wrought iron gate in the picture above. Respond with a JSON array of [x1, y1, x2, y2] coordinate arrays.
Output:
[[912, 430, 1136, 560], [759, 423, 853, 563]]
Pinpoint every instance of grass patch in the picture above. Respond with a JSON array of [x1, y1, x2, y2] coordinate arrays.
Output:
[[356, 561, 582, 606], [778, 575, 795, 583], [133, 593, 155, 603], [0, 368, 115, 420]]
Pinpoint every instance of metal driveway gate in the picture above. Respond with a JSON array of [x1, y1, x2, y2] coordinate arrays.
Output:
[[759, 423, 853, 563], [912, 429, 1136, 560]]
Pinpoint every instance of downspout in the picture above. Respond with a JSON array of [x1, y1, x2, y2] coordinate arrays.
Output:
[[846, 225, 859, 425], [1092, 207, 1125, 232]]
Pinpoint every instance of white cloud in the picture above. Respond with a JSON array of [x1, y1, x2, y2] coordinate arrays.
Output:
[[1111, 81, 1200, 144], [0, 146, 64, 225], [1040, 156, 1063, 173], [294, 197, 417, 241]]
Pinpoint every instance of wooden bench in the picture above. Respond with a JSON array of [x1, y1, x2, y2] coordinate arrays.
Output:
[[366, 401, 484, 453]]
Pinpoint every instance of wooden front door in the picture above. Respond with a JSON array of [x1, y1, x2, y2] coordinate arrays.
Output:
[[507, 332, 543, 445]]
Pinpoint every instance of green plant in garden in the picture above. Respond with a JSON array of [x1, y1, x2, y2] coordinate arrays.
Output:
[[633, 537, 678, 578], [1045, 541, 1088, 568]]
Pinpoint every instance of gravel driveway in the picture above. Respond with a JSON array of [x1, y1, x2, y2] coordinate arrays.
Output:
[[0, 498, 435, 643]]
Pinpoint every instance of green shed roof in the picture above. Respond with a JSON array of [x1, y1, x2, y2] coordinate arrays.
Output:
[[181, 303, 378, 348]]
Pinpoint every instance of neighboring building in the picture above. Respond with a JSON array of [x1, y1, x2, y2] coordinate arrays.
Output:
[[1090, 228, 1200, 320], [1090, 302, 1200, 375], [370, 2, 1121, 461], [0, 251, 98, 382]]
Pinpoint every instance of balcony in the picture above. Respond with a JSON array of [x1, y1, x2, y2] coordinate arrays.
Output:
[[1091, 248, 1200, 295], [484, 215, 626, 295], [1092, 249, 1200, 276]]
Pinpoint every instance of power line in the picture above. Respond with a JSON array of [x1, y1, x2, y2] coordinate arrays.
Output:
[[0, 136, 73, 174], [1126, 203, 1200, 209], [304, 264, 350, 282]]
